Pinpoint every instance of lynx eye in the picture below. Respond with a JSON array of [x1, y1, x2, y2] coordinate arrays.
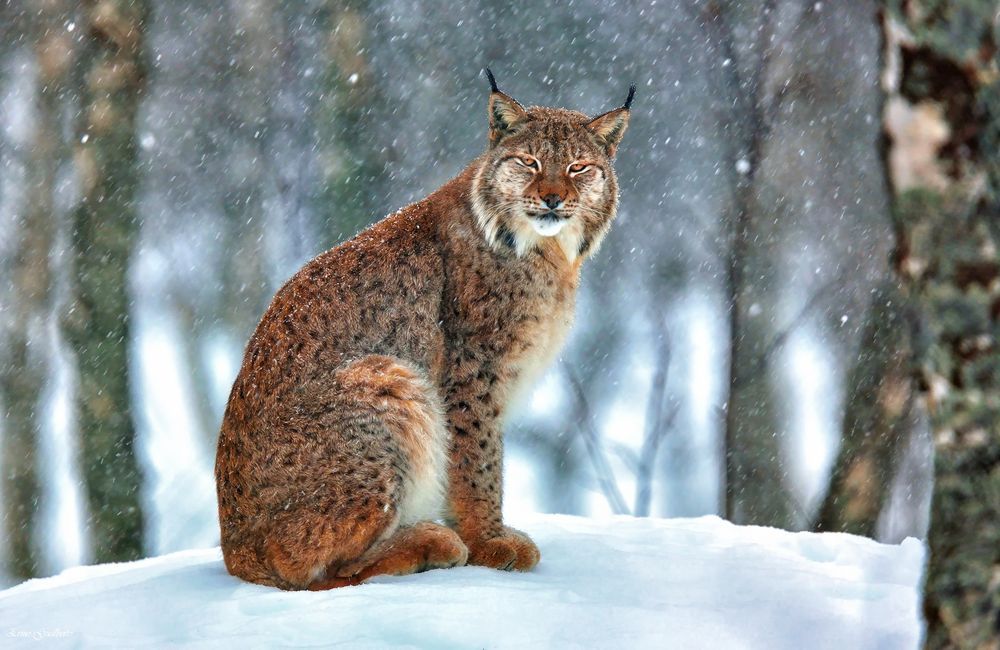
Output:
[[568, 163, 591, 175], [516, 155, 540, 170]]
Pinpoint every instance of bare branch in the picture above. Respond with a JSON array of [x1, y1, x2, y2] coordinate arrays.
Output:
[[634, 330, 676, 517], [734, 271, 847, 392], [563, 364, 631, 515]]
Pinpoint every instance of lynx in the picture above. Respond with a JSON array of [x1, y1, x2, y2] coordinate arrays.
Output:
[[215, 69, 633, 590]]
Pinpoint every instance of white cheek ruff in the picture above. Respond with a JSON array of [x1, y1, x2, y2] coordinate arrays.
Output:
[[530, 218, 567, 237]]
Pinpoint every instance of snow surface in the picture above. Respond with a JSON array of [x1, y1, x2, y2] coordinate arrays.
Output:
[[0, 514, 925, 649]]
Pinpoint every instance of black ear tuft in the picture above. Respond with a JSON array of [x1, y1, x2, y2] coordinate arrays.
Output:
[[624, 84, 636, 110], [485, 70, 528, 146], [485, 67, 499, 93]]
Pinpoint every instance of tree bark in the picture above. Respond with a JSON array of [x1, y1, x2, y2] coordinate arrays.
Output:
[[64, 0, 149, 563], [914, 190, 1000, 650]]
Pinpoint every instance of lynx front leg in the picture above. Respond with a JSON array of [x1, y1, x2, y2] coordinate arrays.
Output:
[[446, 375, 540, 572]]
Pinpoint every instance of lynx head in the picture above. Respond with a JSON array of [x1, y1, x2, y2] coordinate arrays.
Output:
[[471, 69, 633, 261]]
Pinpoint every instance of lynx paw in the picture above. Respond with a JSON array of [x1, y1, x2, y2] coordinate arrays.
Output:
[[466, 527, 540, 572], [416, 523, 470, 572], [335, 521, 468, 581]]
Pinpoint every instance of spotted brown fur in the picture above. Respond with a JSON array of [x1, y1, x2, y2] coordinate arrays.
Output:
[[215, 73, 632, 589]]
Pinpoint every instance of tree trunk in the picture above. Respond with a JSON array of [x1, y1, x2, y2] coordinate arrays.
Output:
[[827, 3, 1000, 646], [710, 0, 795, 528], [64, 0, 149, 563], [814, 281, 919, 536], [914, 190, 1000, 650], [0, 0, 75, 582], [317, 0, 391, 241], [716, 0, 891, 530]]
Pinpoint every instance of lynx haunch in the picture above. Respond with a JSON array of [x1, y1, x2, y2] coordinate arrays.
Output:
[[215, 70, 633, 590]]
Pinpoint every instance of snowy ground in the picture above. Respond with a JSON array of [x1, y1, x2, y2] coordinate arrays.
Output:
[[0, 514, 925, 649]]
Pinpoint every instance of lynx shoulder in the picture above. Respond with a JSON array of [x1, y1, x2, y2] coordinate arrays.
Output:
[[215, 70, 633, 590]]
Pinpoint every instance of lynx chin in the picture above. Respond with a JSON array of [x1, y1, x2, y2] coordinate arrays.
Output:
[[215, 69, 633, 590]]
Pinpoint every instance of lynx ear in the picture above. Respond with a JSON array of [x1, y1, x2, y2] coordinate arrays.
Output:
[[586, 84, 635, 157], [485, 68, 528, 146]]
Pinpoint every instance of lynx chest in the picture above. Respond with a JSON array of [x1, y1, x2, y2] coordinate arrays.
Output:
[[496, 244, 580, 410]]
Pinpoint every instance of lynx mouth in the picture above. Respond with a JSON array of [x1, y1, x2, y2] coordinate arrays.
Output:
[[529, 211, 568, 237]]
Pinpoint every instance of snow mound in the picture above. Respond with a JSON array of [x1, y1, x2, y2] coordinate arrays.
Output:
[[0, 514, 925, 649]]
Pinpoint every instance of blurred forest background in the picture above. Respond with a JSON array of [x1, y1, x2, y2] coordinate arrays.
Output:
[[0, 0, 997, 647]]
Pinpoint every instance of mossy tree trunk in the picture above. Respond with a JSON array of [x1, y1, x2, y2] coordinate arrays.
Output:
[[912, 191, 1000, 650], [64, 0, 149, 564], [0, 0, 75, 581], [821, 3, 999, 646], [914, 188, 1000, 648], [886, 4, 999, 647]]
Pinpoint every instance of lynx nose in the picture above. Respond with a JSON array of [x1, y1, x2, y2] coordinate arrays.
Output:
[[542, 194, 563, 210]]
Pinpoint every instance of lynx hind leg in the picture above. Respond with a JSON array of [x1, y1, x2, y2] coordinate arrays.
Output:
[[334, 355, 450, 525], [309, 522, 468, 590], [264, 355, 449, 590]]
